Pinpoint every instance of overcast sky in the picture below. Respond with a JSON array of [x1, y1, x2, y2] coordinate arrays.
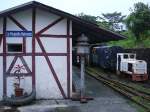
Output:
[[0, 0, 150, 16]]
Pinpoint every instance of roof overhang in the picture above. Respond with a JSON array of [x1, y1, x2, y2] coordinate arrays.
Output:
[[0, 1, 126, 45]]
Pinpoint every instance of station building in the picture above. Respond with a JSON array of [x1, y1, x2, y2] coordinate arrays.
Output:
[[0, 1, 125, 100]]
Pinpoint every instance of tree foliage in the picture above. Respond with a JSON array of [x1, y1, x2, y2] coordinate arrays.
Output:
[[77, 12, 126, 31], [77, 13, 98, 24], [125, 2, 150, 40], [102, 12, 126, 31]]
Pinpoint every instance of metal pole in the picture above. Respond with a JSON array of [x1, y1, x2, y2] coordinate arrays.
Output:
[[80, 56, 85, 100]]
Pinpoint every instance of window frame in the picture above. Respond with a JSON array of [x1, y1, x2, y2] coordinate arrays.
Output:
[[7, 43, 23, 53]]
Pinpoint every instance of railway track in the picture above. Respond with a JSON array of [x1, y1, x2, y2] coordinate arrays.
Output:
[[86, 67, 150, 111], [99, 69, 150, 95]]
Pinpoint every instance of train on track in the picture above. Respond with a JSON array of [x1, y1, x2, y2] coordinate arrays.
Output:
[[117, 53, 148, 81], [91, 46, 124, 71], [73, 45, 148, 81]]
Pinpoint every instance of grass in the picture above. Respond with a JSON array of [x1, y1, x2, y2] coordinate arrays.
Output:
[[128, 83, 150, 94], [108, 31, 150, 48], [128, 100, 147, 112], [92, 67, 150, 94]]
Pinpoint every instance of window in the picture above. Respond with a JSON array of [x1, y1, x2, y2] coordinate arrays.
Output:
[[7, 44, 23, 52], [123, 54, 128, 59], [130, 54, 135, 59]]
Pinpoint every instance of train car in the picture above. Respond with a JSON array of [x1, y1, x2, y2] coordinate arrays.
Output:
[[91, 46, 124, 70], [72, 48, 79, 66], [117, 53, 148, 81]]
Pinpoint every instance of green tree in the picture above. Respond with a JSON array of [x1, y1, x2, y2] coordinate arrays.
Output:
[[77, 12, 126, 31], [126, 2, 150, 40], [97, 21, 110, 29], [102, 12, 126, 31], [77, 13, 98, 24]]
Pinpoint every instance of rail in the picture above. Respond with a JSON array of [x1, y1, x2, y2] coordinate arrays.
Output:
[[86, 67, 150, 111]]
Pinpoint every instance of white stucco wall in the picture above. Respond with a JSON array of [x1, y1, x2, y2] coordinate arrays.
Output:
[[0, 57, 3, 100], [36, 8, 60, 33], [36, 38, 67, 53], [0, 38, 3, 53], [12, 9, 32, 31], [7, 77, 32, 97], [7, 18, 22, 31], [0, 18, 3, 100], [0, 18, 3, 34], [6, 56, 15, 71], [6, 56, 32, 97], [35, 9, 72, 99], [3, 9, 33, 98], [26, 38, 32, 52], [0, 8, 72, 100], [36, 56, 63, 99], [43, 19, 67, 35], [70, 38, 72, 96]]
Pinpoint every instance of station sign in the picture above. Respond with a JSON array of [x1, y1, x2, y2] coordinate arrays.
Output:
[[6, 31, 32, 37]]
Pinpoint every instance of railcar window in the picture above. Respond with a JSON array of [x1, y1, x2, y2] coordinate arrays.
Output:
[[130, 55, 135, 59], [7, 44, 23, 52], [123, 55, 128, 59]]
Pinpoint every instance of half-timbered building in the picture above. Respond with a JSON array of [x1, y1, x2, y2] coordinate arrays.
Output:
[[0, 1, 125, 100]]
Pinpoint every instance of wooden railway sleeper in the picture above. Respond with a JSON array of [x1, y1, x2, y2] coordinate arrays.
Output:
[[87, 69, 150, 102], [86, 69, 150, 111], [87, 68, 150, 97]]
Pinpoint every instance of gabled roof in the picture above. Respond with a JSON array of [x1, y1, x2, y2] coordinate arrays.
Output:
[[0, 1, 126, 43]]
